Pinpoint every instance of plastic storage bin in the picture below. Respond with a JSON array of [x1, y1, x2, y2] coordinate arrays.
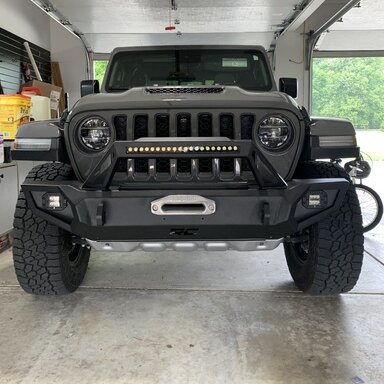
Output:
[[0, 95, 31, 140]]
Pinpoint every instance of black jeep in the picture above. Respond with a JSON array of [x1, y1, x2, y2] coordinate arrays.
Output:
[[11, 46, 363, 295]]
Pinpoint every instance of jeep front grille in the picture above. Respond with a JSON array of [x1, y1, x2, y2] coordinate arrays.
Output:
[[111, 110, 255, 185]]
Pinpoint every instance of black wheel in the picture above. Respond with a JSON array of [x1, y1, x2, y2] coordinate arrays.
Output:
[[13, 163, 90, 295], [355, 184, 383, 233], [284, 161, 364, 295]]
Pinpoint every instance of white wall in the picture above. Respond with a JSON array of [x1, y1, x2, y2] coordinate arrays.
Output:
[[0, 0, 87, 109], [273, 29, 310, 110], [0, 0, 50, 50], [50, 19, 88, 108]]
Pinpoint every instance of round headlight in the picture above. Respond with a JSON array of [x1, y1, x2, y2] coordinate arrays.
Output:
[[79, 117, 111, 150], [257, 115, 292, 151]]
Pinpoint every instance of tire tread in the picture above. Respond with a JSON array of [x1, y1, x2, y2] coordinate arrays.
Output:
[[285, 161, 364, 295], [12, 163, 89, 295]]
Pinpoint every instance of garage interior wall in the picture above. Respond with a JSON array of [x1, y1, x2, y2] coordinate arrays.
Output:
[[0, 0, 50, 50], [0, 0, 87, 108], [273, 30, 309, 108], [49, 19, 87, 108]]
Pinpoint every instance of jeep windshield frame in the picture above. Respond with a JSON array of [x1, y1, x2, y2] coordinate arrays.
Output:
[[104, 47, 274, 93]]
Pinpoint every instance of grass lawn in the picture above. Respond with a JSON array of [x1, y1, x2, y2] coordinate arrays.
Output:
[[356, 130, 384, 161]]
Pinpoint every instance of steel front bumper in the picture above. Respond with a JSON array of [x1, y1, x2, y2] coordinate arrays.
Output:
[[21, 178, 349, 242]]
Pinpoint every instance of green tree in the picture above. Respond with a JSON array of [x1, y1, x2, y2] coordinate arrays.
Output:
[[93, 60, 109, 86], [312, 57, 384, 130]]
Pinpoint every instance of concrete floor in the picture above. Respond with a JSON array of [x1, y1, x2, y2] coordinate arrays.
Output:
[[0, 223, 383, 384]]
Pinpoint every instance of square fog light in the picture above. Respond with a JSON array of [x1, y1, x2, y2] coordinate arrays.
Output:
[[42, 193, 67, 210], [302, 190, 328, 209]]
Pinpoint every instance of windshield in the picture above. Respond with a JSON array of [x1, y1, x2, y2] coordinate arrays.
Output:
[[105, 49, 273, 92]]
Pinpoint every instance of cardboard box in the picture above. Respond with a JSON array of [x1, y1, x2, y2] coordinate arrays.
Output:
[[22, 80, 62, 118]]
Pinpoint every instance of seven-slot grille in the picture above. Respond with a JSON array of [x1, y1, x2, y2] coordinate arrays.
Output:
[[112, 111, 255, 184]]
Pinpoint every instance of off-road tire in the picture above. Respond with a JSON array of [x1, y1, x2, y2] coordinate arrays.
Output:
[[284, 161, 364, 295], [13, 163, 90, 295]]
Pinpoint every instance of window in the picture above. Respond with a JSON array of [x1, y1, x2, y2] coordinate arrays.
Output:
[[104, 49, 272, 92], [312, 57, 384, 160], [93, 60, 109, 86]]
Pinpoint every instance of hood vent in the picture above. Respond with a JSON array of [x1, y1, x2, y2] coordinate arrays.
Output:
[[144, 86, 225, 95]]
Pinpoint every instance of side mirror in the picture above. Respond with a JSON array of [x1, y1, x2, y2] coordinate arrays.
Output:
[[81, 80, 100, 97], [279, 78, 297, 98]]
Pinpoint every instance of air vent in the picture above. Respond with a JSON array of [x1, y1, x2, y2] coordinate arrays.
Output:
[[220, 158, 235, 173], [241, 114, 254, 139], [198, 114, 212, 137], [218, 111, 235, 179], [220, 114, 234, 139], [115, 158, 127, 172], [177, 159, 192, 174], [156, 114, 170, 137], [156, 158, 170, 174], [241, 114, 254, 171], [114, 115, 127, 140], [199, 158, 213, 173], [134, 115, 148, 139], [145, 87, 224, 94], [133, 115, 149, 173], [177, 114, 191, 137], [135, 159, 149, 173]]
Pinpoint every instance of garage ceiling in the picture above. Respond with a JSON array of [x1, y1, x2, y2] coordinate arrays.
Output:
[[316, 0, 384, 52], [30, 0, 384, 53], [48, 0, 298, 34], [39, 0, 302, 52]]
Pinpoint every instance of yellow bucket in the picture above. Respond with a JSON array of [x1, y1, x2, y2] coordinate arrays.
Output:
[[0, 94, 31, 140]]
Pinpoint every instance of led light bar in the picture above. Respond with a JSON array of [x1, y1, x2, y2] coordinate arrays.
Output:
[[126, 145, 239, 154]]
